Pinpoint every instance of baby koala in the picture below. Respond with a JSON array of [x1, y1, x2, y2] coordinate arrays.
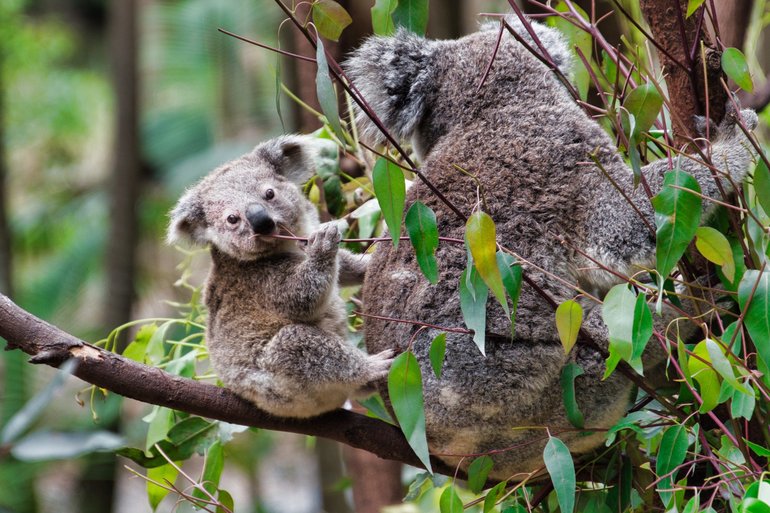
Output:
[[168, 135, 393, 418]]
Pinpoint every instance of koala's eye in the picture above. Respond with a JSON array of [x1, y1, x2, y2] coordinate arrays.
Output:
[[226, 214, 240, 225], [265, 189, 275, 200]]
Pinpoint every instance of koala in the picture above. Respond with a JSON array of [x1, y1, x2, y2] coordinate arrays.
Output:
[[168, 135, 393, 418], [345, 18, 758, 479]]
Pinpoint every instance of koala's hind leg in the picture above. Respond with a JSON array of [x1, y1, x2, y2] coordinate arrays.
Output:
[[258, 324, 393, 417]]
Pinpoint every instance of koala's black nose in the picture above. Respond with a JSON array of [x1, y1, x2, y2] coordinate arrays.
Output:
[[245, 204, 276, 235]]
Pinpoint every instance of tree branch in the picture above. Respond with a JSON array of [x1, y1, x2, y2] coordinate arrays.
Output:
[[0, 293, 458, 475]]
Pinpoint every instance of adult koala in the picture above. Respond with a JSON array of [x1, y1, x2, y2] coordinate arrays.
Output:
[[345, 18, 757, 479]]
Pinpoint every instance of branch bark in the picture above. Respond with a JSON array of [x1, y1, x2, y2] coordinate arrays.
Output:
[[640, 0, 727, 145], [0, 293, 462, 475]]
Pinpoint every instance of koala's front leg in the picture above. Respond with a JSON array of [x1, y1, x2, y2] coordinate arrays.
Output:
[[269, 225, 341, 320], [337, 250, 370, 286]]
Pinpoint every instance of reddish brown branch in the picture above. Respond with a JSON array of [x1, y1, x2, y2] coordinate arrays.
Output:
[[640, 0, 727, 144], [0, 293, 460, 475]]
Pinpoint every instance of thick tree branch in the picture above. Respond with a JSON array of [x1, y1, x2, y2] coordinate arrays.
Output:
[[0, 293, 459, 475]]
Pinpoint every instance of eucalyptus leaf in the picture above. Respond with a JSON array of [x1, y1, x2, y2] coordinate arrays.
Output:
[[722, 47, 754, 93], [656, 424, 688, 508], [372, 158, 406, 247], [543, 436, 575, 513], [602, 285, 637, 377], [312, 0, 352, 42], [695, 227, 735, 282], [467, 455, 494, 494], [405, 201, 439, 283], [623, 82, 663, 139], [392, 0, 429, 34], [560, 363, 585, 429], [652, 170, 702, 287], [497, 251, 522, 334], [460, 266, 488, 355], [371, 0, 398, 35], [555, 300, 583, 354], [388, 350, 432, 473], [466, 212, 508, 316], [738, 270, 770, 368], [429, 333, 446, 378], [315, 37, 344, 140]]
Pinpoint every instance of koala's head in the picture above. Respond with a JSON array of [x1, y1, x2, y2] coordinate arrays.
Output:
[[168, 135, 330, 260]]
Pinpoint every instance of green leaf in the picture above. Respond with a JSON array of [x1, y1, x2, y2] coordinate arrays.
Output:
[[722, 47, 754, 93], [466, 212, 508, 316], [216, 490, 234, 513], [560, 363, 585, 429], [429, 333, 446, 379], [497, 252, 522, 334], [392, 0, 429, 34], [123, 323, 157, 363], [193, 441, 224, 501], [601, 285, 637, 377], [372, 158, 406, 247], [312, 0, 352, 42], [146, 321, 172, 365], [753, 157, 770, 216], [315, 36, 345, 141], [468, 455, 494, 494], [405, 201, 439, 283], [705, 338, 751, 395], [460, 266, 488, 355], [631, 292, 653, 370], [119, 418, 220, 468], [145, 406, 174, 452], [695, 227, 735, 282], [731, 379, 756, 419], [746, 439, 770, 458], [388, 351, 432, 473], [543, 436, 575, 513], [689, 340, 721, 412], [656, 424, 688, 508], [147, 463, 178, 510], [556, 300, 583, 354], [652, 170, 702, 286], [685, 0, 706, 17], [738, 270, 770, 368], [623, 82, 663, 139], [483, 481, 508, 513], [371, 0, 398, 35]]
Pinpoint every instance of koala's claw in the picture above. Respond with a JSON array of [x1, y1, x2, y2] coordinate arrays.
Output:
[[307, 225, 341, 258], [367, 349, 396, 379]]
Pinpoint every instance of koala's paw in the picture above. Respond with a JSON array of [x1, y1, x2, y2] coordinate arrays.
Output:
[[307, 224, 341, 260], [366, 349, 396, 380]]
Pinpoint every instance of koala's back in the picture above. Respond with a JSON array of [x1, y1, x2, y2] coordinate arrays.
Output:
[[361, 26, 635, 477]]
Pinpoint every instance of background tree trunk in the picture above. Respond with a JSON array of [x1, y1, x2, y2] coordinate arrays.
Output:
[[640, 0, 727, 144]]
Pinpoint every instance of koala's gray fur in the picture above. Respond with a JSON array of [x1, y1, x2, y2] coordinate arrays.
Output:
[[345, 17, 758, 478], [168, 135, 392, 418]]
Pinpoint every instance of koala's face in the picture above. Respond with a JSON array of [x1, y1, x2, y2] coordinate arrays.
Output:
[[168, 136, 325, 261]]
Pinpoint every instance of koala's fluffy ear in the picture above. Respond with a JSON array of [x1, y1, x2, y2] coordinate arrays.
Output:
[[252, 135, 336, 185], [167, 189, 207, 246], [344, 29, 438, 144]]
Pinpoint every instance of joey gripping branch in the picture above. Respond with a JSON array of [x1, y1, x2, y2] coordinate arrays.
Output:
[[0, 292, 465, 475]]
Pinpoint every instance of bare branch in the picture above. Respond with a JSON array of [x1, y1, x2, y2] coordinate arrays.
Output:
[[0, 293, 461, 475]]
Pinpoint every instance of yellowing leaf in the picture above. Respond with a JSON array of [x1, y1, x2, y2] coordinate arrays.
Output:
[[312, 0, 352, 42], [555, 300, 583, 354], [689, 341, 720, 413], [466, 212, 508, 316], [695, 227, 735, 282]]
